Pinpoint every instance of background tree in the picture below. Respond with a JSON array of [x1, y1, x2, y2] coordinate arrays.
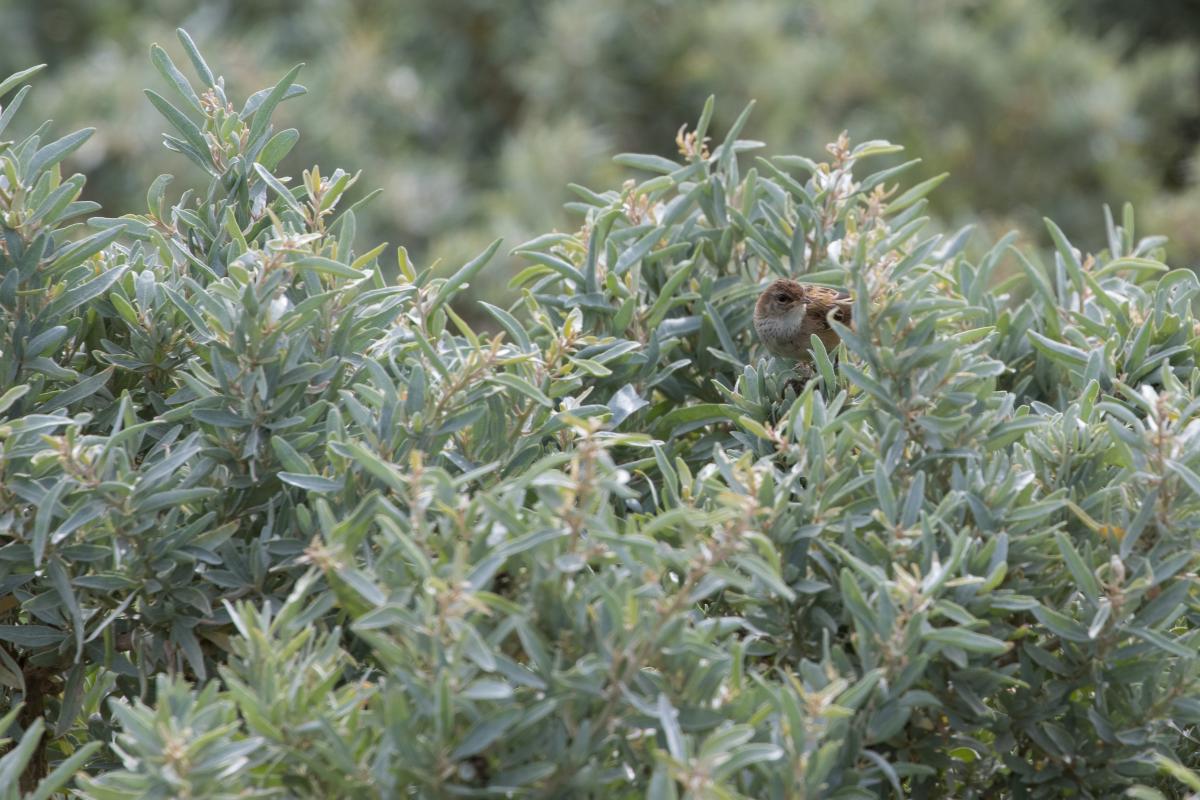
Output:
[[2, 0, 1199, 313]]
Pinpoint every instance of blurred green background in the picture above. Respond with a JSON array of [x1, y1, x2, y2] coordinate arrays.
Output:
[[5, 0, 1200, 301]]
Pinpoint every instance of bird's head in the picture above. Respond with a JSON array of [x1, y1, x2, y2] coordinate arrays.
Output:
[[754, 279, 809, 321]]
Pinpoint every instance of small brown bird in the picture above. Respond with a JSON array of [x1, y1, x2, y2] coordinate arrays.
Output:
[[753, 279, 852, 362]]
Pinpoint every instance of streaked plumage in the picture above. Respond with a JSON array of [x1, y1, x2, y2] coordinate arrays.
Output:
[[753, 279, 852, 362]]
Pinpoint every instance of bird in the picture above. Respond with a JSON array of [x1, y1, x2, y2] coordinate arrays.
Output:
[[753, 279, 852, 362]]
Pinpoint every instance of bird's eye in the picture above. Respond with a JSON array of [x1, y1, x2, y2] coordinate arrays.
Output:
[[775, 293, 789, 303]]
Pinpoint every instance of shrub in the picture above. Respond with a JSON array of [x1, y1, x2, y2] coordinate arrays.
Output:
[[2, 30, 1200, 799]]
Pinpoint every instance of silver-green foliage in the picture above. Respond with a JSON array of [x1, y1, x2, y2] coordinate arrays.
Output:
[[0, 30, 1198, 799]]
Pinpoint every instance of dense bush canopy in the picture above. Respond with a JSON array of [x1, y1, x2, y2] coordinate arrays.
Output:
[[1, 29, 1200, 799]]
